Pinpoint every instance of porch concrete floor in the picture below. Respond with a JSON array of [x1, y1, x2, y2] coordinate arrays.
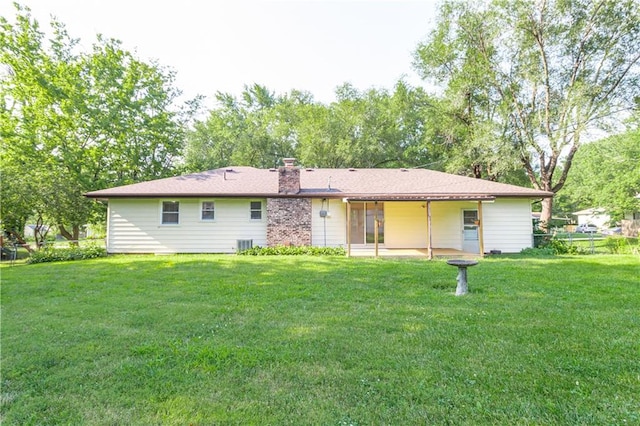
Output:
[[347, 247, 480, 258]]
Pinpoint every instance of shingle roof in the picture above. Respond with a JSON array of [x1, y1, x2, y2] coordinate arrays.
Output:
[[85, 166, 553, 199]]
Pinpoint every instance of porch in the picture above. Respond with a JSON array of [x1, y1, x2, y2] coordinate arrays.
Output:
[[348, 247, 481, 259], [344, 198, 491, 260]]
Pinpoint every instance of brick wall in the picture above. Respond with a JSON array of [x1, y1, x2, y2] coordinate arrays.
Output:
[[267, 159, 311, 246], [266, 198, 312, 246], [278, 167, 300, 194]]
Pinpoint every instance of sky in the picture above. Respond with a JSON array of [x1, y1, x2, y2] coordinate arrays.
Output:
[[4, 0, 440, 107]]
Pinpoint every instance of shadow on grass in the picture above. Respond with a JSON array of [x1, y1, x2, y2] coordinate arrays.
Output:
[[2, 254, 639, 424]]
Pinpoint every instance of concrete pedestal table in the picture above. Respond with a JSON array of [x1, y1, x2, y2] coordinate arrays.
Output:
[[446, 259, 479, 296]]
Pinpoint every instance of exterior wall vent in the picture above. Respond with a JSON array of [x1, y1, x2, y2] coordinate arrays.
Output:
[[236, 239, 253, 251]]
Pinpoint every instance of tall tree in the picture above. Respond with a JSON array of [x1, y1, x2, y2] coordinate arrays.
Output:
[[414, 0, 640, 229], [557, 127, 640, 221], [317, 82, 437, 169], [183, 84, 298, 171], [0, 4, 194, 242], [184, 81, 441, 171]]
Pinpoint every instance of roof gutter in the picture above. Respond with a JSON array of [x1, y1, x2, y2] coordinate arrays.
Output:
[[343, 195, 497, 202], [84, 191, 553, 200]]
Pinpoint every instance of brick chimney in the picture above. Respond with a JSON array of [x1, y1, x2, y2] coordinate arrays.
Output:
[[268, 158, 311, 246], [278, 158, 300, 194]]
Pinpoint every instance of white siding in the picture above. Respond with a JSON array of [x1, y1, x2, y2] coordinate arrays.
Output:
[[107, 198, 267, 254], [384, 202, 428, 248], [576, 211, 610, 228], [430, 202, 465, 250], [427, 199, 534, 253], [482, 199, 534, 253], [106, 197, 534, 254], [311, 199, 347, 247]]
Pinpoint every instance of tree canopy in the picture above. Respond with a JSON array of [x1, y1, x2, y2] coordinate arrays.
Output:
[[413, 0, 640, 228], [183, 81, 445, 171], [0, 4, 196, 242], [557, 125, 640, 221]]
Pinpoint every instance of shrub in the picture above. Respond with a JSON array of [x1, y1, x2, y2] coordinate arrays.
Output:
[[238, 245, 346, 256], [547, 238, 582, 255], [522, 236, 583, 256], [532, 229, 551, 248], [28, 245, 107, 264], [520, 246, 556, 256], [604, 236, 639, 254]]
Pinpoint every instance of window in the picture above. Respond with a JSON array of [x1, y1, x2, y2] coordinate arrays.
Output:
[[201, 201, 215, 220], [250, 201, 262, 220], [161, 201, 180, 224], [463, 210, 479, 226]]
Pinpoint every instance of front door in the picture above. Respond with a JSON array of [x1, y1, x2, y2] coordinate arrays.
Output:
[[462, 210, 480, 253]]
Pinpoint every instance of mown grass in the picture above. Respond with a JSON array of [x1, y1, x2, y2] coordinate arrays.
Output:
[[1, 254, 639, 425]]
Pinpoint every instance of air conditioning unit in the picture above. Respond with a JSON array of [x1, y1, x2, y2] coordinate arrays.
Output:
[[236, 239, 253, 251]]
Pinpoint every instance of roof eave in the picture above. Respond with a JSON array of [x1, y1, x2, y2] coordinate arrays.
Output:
[[84, 190, 554, 200], [343, 195, 497, 202], [83, 192, 279, 199], [494, 192, 554, 199]]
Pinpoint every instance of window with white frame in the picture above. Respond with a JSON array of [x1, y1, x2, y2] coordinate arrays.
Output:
[[201, 201, 215, 220], [161, 201, 180, 224], [250, 201, 262, 220]]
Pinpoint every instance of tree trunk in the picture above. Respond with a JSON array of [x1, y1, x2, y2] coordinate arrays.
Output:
[[540, 197, 553, 232], [34, 215, 49, 248], [8, 230, 33, 253], [472, 163, 482, 179], [58, 224, 80, 246]]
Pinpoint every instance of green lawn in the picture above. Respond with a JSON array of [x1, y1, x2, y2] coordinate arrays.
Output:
[[1, 254, 639, 425]]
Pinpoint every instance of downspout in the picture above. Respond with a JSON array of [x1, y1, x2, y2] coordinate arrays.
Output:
[[106, 201, 112, 254], [374, 201, 379, 258], [427, 201, 433, 260], [322, 198, 327, 247], [477, 200, 485, 257], [346, 201, 351, 257]]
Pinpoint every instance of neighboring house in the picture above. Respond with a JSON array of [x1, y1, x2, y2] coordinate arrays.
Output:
[[24, 224, 49, 238], [531, 212, 571, 230], [573, 208, 610, 229], [621, 195, 640, 237], [573, 206, 640, 237], [85, 159, 553, 257]]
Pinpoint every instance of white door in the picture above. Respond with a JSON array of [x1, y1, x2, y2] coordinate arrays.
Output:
[[462, 210, 480, 253]]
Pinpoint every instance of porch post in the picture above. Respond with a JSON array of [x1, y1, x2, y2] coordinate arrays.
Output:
[[477, 200, 485, 257], [374, 201, 379, 258], [427, 201, 433, 259], [346, 201, 351, 257]]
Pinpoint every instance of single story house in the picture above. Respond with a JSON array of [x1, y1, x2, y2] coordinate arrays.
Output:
[[23, 224, 50, 238], [85, 159, 553, 257], [573, 206, 640, 237], [573, 208, 610, 229]]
